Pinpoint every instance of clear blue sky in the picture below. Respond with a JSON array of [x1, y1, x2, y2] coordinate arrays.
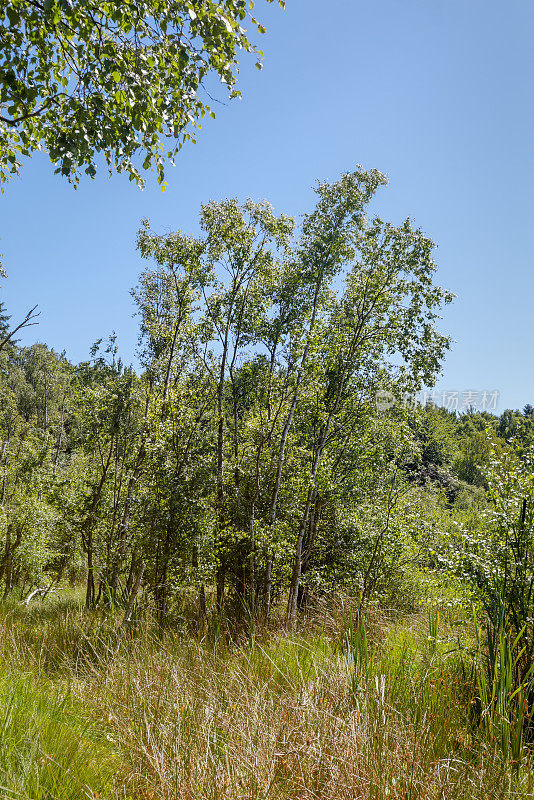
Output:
[[1, 0, 533, 412]]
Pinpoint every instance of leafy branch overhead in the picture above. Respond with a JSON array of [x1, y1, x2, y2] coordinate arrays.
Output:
[[0, 0, 282, 188]]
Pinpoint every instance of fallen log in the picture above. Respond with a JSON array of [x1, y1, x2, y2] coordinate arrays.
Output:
[[22, 585, 60, 606]]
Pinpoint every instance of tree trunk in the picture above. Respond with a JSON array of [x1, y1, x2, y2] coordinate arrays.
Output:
[[287, 326, 358, 626], [216, 564, 225, 613], [192, 544, 206, 618], [268, 275, 324, 621], [263, 556, 272, 620], [286, 487, 315, 625], [119, 561, 146, 630], [82, 439, 114, 608], [109, 441, 145, 600], [154, 534, 170, 627], [2, 524, 23, 598], [122, 548, 137, 603], [85, 533, 95, 607], [297, 494, 323, 612]]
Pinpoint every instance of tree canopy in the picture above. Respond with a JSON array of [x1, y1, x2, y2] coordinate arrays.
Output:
[[0, 0, 280, 188], [0, 168, 466, 624]]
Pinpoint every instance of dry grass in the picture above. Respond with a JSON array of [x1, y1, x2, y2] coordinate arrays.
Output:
[[0, 598, 533, 799]]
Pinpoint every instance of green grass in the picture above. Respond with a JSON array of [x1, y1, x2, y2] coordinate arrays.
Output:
[[0, 596, 533, 798], [0, 664, 119, 800]]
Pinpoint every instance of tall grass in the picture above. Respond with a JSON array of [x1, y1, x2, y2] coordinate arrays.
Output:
[[0, 665, 119, 799], [0, 597, 533, 799], [473, 611, 534, 768]]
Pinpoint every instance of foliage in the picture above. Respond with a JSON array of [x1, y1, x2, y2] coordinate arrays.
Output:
[[0, 0, 281, 187], [449, 444, 534, 641], [0, 166, 531, 637], [442, 439, 534, 750], [412, 403, 459, 468]]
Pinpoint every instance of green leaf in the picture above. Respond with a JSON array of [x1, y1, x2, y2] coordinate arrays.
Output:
[[0, 0, 277, 187], [6, 7, 19, 26]]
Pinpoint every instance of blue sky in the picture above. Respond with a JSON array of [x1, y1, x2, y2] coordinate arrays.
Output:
[[1, 0, 533, 412]]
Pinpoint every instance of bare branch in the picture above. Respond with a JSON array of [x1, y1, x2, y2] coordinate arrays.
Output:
[[0, 305, 40, 352]]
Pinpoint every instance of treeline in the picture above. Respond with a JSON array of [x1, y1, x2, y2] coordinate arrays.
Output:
[[0, 168, 529, 624]]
